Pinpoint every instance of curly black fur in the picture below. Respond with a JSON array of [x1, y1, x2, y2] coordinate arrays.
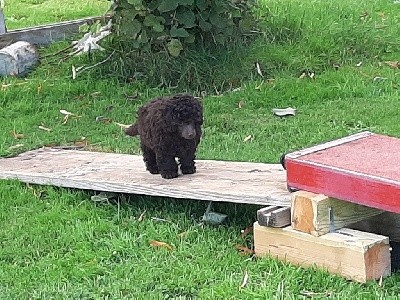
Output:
[[125, 94, 203, 179]]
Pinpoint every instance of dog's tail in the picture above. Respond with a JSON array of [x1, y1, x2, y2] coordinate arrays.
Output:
[[124, 122, 139, 136]]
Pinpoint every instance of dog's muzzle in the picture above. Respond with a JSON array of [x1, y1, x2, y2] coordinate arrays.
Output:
[[181, 124, 196, 140]]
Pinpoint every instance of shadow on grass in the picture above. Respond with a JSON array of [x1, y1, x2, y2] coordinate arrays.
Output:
[[86, 189, 260, 229]]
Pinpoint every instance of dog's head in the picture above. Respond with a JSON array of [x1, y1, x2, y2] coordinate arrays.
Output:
[[164, 95, 203, 140]]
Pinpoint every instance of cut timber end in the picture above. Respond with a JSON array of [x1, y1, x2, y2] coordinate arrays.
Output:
[[286, 131, 400, 213], [291, 191, 384, 236], [0, 148, 291, 206], [254, 222, 391, 283], [257, 206, 291, 227], [0, 41, 39, 76]]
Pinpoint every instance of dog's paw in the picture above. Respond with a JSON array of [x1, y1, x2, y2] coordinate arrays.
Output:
[[146, 164, 160, 174], [181, 166, 196, 174], [161, 171, 179, 179], [147, 167, 160, 174]]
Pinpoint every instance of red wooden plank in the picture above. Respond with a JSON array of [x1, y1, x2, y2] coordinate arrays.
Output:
[[285, 131, 400, 213]]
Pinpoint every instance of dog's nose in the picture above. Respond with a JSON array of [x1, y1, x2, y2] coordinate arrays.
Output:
[[186, 132, 195, 139]]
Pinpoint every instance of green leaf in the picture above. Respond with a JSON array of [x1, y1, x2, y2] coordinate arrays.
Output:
[[119, 19, 142, 38], [148, 0, 162, 10], [184, 34, 196, 43], [117, 8, 140, 22], [214, 33, 226, 44], [130, 40, 141, 49], [170, 26, 190, 38], [176, 8, 196, 28], [199, 20, 212, 31], [127, 0, 142, 5], [144, 14, 165, 32], [231, 8, 242, 18], [212, 0, 226, 13], [153, 23, 165, 33], [117, 1, 134, 9], [209, 10, 227, 29], [195, 0, 207, 11], [143, 14, 159, 27], [199, 10, 210, 21], [137, 29, 149, 44], [178, 0, 194, 5], [158, 0, 179, 12], [167, 39, 183, 57]]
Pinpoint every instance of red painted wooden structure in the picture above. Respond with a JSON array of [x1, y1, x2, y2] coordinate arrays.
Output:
[[285, 131, 400, 213]]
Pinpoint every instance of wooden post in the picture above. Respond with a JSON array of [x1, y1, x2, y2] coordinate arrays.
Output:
[[0, 8, 6, 34], [0, 0, 6, 34], [291, 191, 383, 236], [254, 222, 391, 283]]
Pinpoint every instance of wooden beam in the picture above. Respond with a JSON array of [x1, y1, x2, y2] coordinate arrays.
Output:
[[349, 212, 400, 243], [254, 222, 391, 283], [285, 131, 400, 213], [291, 191, 383, 236], [0, 15, 110, 49], [257, 206, 291, 227], [0, 148, 291, 206]]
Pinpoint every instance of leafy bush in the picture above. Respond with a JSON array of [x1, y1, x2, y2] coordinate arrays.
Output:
[[110, 0, 258, 56]]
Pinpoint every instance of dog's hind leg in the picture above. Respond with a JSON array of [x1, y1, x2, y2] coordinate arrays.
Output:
[[141, 144, 159, 174], [156, 153, 179, 179]]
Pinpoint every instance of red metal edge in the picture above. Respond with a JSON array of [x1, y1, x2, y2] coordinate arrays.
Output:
[[286, 159, 400, 213], [286, 131, 373, 159]]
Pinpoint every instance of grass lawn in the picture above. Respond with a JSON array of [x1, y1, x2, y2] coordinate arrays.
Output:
[[1, 0, 400, 298], [4, 0, 109, 30]]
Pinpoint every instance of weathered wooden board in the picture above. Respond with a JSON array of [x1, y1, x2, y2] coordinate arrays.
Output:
[[254, 222, 391, 283], [285, 131, 400, 213], [0, 148, 291, 206], [0, 16, 110, 48]]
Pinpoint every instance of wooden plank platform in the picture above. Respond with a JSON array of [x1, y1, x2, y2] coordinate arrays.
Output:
[[0, 148, 291, 206], [285, 131, 400, 213]]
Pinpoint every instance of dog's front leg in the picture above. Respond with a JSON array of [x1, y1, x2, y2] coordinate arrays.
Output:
[[156, 153, 178, 179], [179, 149, 196, 175]]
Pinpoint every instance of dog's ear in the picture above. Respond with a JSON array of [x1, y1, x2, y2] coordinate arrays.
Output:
[[163, 106, 177, 132], [195, 105, 203, 125], [197, 111, 203, 124]]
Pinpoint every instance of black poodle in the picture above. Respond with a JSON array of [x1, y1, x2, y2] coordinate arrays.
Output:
[[125, 94, 203, 179]]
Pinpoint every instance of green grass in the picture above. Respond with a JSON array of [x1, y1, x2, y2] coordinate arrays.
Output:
[[1, 0, 400, 298], [4, 0, 110, 30]]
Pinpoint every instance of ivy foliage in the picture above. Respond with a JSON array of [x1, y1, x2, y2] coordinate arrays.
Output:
[[110, 0, 258, 57]]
